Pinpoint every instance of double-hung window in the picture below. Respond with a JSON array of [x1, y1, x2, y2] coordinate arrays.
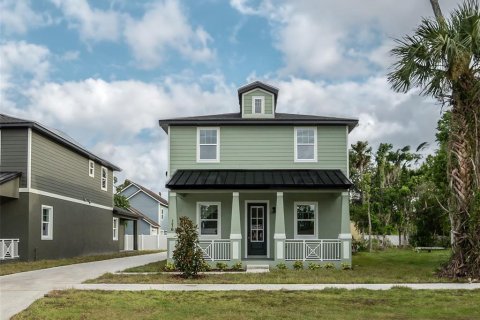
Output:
[[88, 160, 95, 177], [252, 96, 264, 114], [101, 166, 108, 191], [113, 217, 119, 240], [197, 128, 219, 162], [294, 202, 317, 239], [197, 202, 221, 238], [41, 205, 53, 240], [295, 127, 317, 162]]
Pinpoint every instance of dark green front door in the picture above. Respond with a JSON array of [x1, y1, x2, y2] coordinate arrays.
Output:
[[247, 203, 267, 256]]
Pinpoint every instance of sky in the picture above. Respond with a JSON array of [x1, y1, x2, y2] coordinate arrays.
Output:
[[0, 0, 462, 194]]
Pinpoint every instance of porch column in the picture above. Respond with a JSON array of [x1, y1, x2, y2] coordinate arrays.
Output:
[[274, 192, 286, 261], [338, 191, 352, 265], [167, 192, 177, 260], [230, 192, 242, 262]]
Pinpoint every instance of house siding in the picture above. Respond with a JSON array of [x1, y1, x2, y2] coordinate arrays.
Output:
[[121, 184, 139, 198], [169, 125, 348, 175], [0, 128, 28, 187], [128, 192, 159, 222], [30, 131, 114, 207], [242, 89, 274, 114], [0, 193, 30, 259]]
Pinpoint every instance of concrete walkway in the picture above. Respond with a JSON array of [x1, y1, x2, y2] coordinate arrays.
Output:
[[72, 283, 480, 291], [0, 252, 165, 320]]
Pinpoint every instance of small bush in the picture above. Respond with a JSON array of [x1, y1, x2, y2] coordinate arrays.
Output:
[[293, 261, 304, 270], [341, 262, 352, 270], [216, 262, 228, 271], [323, 263, 335, 269], [308, 262, 320, 270], [231, 262, 243, 271], [172, 216, 204, 278], [163, 262, 176, 272], [200, 261, 211, 272], [276, 262, 287, 270]]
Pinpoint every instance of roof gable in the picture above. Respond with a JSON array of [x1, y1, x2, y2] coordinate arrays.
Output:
[[238, 81, 279, 113]]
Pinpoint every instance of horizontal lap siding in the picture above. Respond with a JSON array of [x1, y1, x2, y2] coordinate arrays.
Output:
[[170, 125, 347, 174], [0, 129, 28, 187], [31, 132, 113, 207], [243, 89, 274, 114]]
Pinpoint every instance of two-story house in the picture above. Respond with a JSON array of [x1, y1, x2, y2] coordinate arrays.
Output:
[[0, 114, 138, 261], [120, 180, 169, 236], [159, 81, 358, 267]]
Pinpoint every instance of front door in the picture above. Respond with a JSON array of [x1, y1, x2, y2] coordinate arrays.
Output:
[[247, 203, 267, 256]]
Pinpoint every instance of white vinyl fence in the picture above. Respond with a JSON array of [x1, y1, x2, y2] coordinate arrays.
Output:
[[124, 234, 167, 251], [362, 234, 409, 247]]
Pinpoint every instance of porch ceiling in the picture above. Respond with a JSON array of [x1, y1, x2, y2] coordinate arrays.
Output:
[[166, 169, 352, 190]]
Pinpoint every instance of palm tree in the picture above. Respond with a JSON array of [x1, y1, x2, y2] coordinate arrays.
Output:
[[388, 0, 480, 277]]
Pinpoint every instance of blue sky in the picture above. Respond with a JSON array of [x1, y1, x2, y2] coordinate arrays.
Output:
[[0, 0, 462, 192]]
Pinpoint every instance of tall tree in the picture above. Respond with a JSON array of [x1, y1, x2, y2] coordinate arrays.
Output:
[[388, 0, 480, 277]]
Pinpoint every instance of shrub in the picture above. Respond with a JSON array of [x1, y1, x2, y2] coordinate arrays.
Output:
[[172, 216, 204, 278], [293, 261, 304, 270], [231, 262, 243, 271], [163, 262, 176, 272], [276, 262, 287, 270], [308, 262, 320, 270], [216, 262, 228, 271], [200, 261, 212, 272], [323, 263, 335, 269], [341, 262, 352, 270]]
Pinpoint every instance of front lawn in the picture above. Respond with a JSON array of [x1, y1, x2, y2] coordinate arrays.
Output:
[[13, 288, 480, 319], [88, 249, 459, 284], [0, 251, 161, 276]]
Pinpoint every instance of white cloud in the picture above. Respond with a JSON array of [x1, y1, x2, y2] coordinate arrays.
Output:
[[51, 0, 123, 42], [0, 0, 50, 34], [124, 0, 215, 68]]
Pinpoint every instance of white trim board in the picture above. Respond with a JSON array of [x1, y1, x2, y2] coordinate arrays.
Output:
[[19, 188, 113, 210], [27, 128, 32, 189]]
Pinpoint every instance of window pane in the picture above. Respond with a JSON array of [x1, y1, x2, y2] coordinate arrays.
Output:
[[297, 205, 315, 219], [200, 129, 217, 144], [200, 205, 218, 219], [201, 220, 218, 235], [200, 145, 217, 160], [42, 223, 48, 236], [297, 128, 314, 144], [254, 99, 262, 113], [297, 145, 314, 159], [42, 209, 49, 222], [297, 221, 315, 235]]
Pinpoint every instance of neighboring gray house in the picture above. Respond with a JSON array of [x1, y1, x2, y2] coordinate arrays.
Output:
[[0, 114, 138, 261], [120, 180, 169, 236]]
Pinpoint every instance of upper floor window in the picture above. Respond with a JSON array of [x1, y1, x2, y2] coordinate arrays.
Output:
[[113, 217, 119, 240], [197, 202, 221, 238], [41, 205, 53, 240], [252, 96, 264, 114], [197, 127, 220, 162], [88, 160, 95, 177], [295, 127, 317, 162], [101, 166, 108, 191]]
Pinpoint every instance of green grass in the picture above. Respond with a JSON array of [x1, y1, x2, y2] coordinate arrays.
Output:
[[13, 288, 480, 319], [88, 249, 459, 284], [0, 251, 162, 276]]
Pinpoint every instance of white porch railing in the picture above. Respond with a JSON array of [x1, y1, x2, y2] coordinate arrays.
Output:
[[0, 239, 19, 260], [198, 239, 231, 261], [285, 239, 341, 261]]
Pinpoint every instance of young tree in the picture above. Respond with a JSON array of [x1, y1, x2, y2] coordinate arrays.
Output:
[[389, 0, 480, 277], [173, 216, 204, 278]]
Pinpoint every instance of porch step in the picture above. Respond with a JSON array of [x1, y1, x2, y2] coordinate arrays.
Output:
[[246, 265, 270, 273]]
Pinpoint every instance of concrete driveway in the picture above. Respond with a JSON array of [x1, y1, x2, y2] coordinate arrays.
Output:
[[0, 252, 165, 320]]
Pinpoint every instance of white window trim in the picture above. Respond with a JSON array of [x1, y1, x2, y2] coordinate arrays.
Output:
[[294, 127, 318, 163], [41, 205, 53, 240], [101, 166, 108, 191], [196, 201, 221, 239], [88, 160, 95, 178], [113, 217, 119, 241], [196, 127, 220, 163], [294, 201, 318, 239], [252, 96, 265, 114]]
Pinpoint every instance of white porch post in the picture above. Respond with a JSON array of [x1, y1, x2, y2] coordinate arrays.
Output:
[[167, 192, 177, 260], [338, 191, 352, 264], [274, 192, 286, 261], [230, 192, 242, 261]]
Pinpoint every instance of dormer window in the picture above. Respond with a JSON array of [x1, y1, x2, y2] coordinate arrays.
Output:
[[253, 96, 264, 114]]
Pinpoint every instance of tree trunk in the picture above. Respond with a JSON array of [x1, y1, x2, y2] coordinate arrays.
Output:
[[429, 0, 445, 22]]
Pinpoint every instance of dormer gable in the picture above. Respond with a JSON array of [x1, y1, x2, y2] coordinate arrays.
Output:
[[238, 81, 278, 119]]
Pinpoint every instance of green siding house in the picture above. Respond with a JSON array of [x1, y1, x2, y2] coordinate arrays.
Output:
[[159, 81, 358, 267], [0, 114, 138, 261]]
